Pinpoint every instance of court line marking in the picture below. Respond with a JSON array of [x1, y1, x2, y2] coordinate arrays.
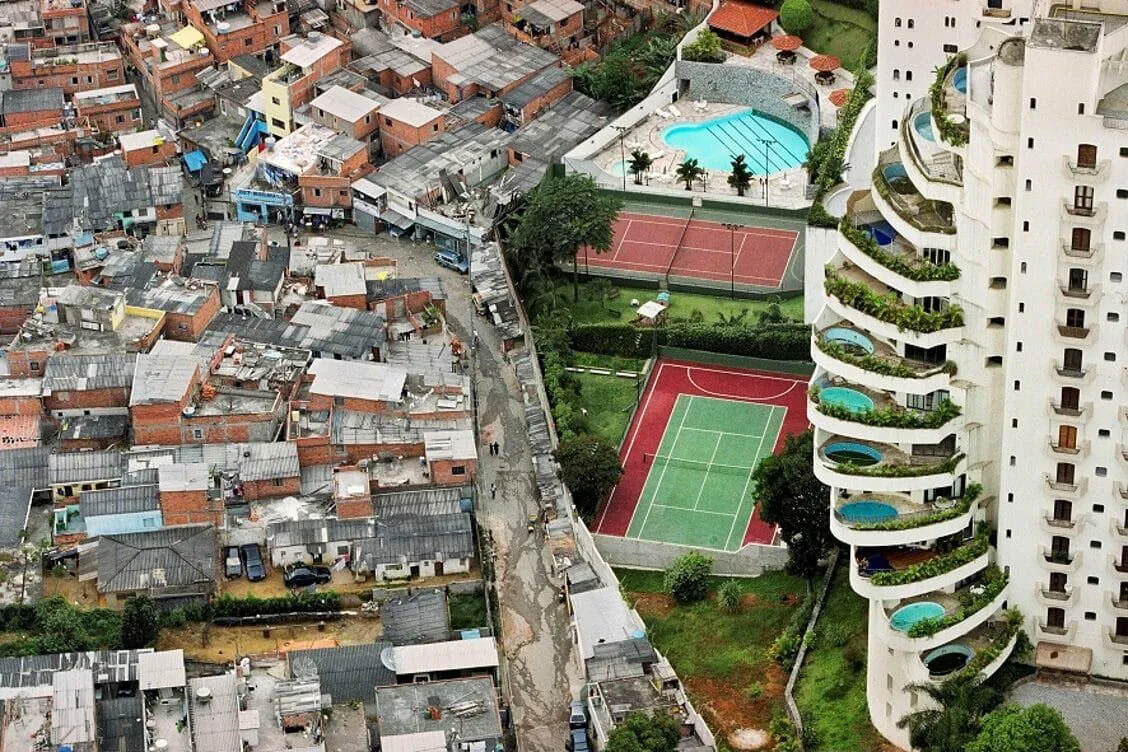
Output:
[[617, 212, 800, 239], [584, 254, 784, 285], [691, 432, 723, 511], [686, 370, 803, 402], [725, 404, 777, 551], [633, 394, 692, 540], [598, 361, 665, 532], [649, 503, 735, 518], [680, 425, 765, 440], [673, 361, 809, 385], [610, 217, 633, 261]]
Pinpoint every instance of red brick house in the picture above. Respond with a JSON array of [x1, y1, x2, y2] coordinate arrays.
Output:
[[129, 341, 202, 446], [423, 429, 477, 485], [431, 24, 557, 103], [378, 97, 445, 157], [183, 0, 290, 63], [41, 353, 136, 419], [378, 0, 464, 41], [73, 84, 143, 134], [120, 129, 180, 168], [308, 85, 382, 142], [8, 42, 125, 96], [305, 358, 406, 414], [157, 463, 221, 527]]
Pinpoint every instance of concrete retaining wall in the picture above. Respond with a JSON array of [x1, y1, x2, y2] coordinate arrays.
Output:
[[673, 60, 820, 148], [593, 533, 789, 576]]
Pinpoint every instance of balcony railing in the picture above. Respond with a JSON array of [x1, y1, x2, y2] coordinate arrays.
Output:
[[1044, 515, 1076, 529], [1041, 587, 1071, 601], [1116, 559, 1128, 574], [1059, 284, 1093, 299], [1061, 242, 1101, 259], [1109, 631, 1128, 645], [1043, 550, 1074, 565], [1063, 201, 1097, 217], [1057, 324, 1091, 340], [1063, 154, 1109, 179], [1050, 401, 1085, 417], [1040, 622, 1069, 636], [1111, 596, 1128, 610], [1054, 364, 1086, 379]]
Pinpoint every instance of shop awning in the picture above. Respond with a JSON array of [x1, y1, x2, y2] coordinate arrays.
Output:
[[182, 149, 208, 172], [380, 208, 415, 230], [169, 25, 204, 50]]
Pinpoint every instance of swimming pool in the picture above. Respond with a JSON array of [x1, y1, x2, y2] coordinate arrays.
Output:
[[609, 160, 629, 177], [924, 644, 973, 676], [824, 327, 874, 354], [864, 220, 896, 247], [913, 111, 935, 142], [890, 602, 946, 632], [662, 109, 810, 173], [823, 442, 882, 466], [882, 163, 916, 194], [952, 67, 968, 94], [839, 500, 898, 525], [820, 386, 875, 413]]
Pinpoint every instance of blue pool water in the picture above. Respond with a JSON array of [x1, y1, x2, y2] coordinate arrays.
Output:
[[952, 67, 968, 94], [839, 500, 898, 525], [913, 111, 935, 142], [924, 644, 974, 676], [662, 109, 810, 173], [865, 220, 896, 247], [883, 163, 909, 182], [890, 602, 946, 632], [820, 386, 875, 413], [823, 442, 883, 466], [824, 327, 874, 354], [609, 160, 628, 177]]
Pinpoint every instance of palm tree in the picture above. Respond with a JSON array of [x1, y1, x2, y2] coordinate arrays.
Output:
[[628, 148, 653, 185], [897, 676, 1003, 752], [676, 158, 705, 191], [728, 154, 754, 196]]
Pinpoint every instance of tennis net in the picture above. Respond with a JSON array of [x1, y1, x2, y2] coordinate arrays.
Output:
[[644, 453, 753, 477]]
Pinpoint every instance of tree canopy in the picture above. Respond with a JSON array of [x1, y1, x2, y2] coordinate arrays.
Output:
[[750, 430, 830, 580], [967, 704, 1079, 752], [898, 676, 1003, 752], [682, 30, 724, 63], [779, 0, 814, 33], [121, 595, 161, 649], [663, 551, 713, 604], [604, 711, 681, 752], [555, 434, 623, 517]]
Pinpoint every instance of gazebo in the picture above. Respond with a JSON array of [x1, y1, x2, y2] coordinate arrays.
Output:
[[706, 1, 779, 52], [810, 54, 841, 85], [771, 35, 802, 64]]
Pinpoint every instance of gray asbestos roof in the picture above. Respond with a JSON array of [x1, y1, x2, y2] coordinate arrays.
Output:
[[0, 649, 150, 693], [149, 166, 184, 206], [52, 156, 156, 234], [129, 343, 199, 406], [80, 484, 159, 518], [290, 300, 388, 356], [42, 353, 137, 393], [375, 678, 501, 741], [288, 642, 396, 706], [372, 487, 467, 518], [96, 525, 217, 594], [48, 451, 124, 485], [510, 90, 608, 161], [97, 695, 146, 752], [366, 277, 445, 303], [500, 65, 570, 110], [353, 512, 474, 568], [436, 24, 557, 94], [371, 122, 511, 200], [59, 414, 130, 442], [404, 0, 456, 17], [380, 588, 450, 645], [0, 447, 49, 549], [1, 87, 64, 114], [239, 442, 300, 482]]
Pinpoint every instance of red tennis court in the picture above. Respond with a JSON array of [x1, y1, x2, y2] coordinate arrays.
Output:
[[580, 211, 799, 289], [594, 358, 809, 547]]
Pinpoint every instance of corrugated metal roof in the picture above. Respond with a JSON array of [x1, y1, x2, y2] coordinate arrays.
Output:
[[352, 512, 474, 568], [387, 638, 497, 675], [96, 525, 216, 594], [239, 442, 300, 482], [48, 451, 124, 485], [137, 649, 186, 690], [288, 641, 396, 706], [129, 343, 199, 405], [381, 589, 449, 645], [42, 353, 136, 392], [0, 649, 150, 694], [80, 484, 159, 518]]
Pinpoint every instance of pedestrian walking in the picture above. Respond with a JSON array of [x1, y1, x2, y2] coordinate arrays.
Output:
[[490, 483, 497, 499]]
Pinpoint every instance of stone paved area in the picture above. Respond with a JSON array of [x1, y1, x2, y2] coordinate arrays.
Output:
[[1010, 677, 1128, 752]]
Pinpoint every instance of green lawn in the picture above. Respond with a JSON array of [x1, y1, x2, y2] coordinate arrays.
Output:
[[575, 371, 639, 447], [566, 278, 803, 326], [448, 592, 488, 631], [795, 566, 886, 751], [616, 568, 807, 738], [804, 0, 877, 70]]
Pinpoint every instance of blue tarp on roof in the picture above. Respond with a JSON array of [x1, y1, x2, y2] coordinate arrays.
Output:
[[182, 150, 208, 173]]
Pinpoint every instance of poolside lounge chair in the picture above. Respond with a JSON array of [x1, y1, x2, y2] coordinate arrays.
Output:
[[655, 107, 671, 118], [694, 100, 708, 112], [668, 104, 684, 117]]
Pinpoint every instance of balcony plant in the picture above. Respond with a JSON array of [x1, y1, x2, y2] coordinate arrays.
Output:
[[929, 53, 969, 147], [869, 533, 988, 587], [946, 608, 1025, 684], [905, 564, 1006, 638], [813, 331, 957, 380], [811, 387, 962, 429], [839, 219, 960, 282], [824, 269, 965, 333], [832, 452, 965, 478], [851, 483, 981, 532]]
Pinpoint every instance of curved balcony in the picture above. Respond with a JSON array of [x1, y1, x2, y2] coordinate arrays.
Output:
[[1060, 240, 1103, 265], [1041, 512, 1088, 535], [899, 98, 963, 205], [1061, 199, 1107, 226], [1044, 474, 1088, 498], [812, 325, 954, 395], [1062, 154, 1110, 182], [849, 536, 989, 600], [823, 266, 964, 351], [816, 434, 965, 492], [921, 617, 1018, 683], [809, 384, 962, 447], [836, 219, 957, 300], [872, 153, 957, 243], [879, 578, 1009, 652], [831, 491, 979, 547], [1037, 618, 1077, 642]]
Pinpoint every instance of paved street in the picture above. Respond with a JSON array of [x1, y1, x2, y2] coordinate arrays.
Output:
[[1011, 678, 1128, 752], [270, 227, 580, 752]]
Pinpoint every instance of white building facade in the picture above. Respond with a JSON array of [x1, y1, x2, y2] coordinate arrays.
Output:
[[809, 1, 1128, 747]]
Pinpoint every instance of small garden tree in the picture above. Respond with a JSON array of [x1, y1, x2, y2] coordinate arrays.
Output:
[[675, 158, 705, 190], [605, 711, 681, 752], [727, 154, 754, 196], [682, 30, 724, 63], [717, 580, 742, 611], [121, 595, 161, 649], [750, 430, 830, 586], [628, 148, 653, 185], [780, 0, 814, 33], [663, 551, 713, 604], [898, 676, 1003, 752], [555, 434, 623, 517], [967, 704, 1079, 752]]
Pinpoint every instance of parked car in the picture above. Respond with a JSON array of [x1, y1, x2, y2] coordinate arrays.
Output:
[[241, 543, 266, 582], [434, 249, 469, 274], [224, 547, 242, 578], [566, 728, 590, 752], [283, 565, 332, 588], [568, 701, 587, 730]]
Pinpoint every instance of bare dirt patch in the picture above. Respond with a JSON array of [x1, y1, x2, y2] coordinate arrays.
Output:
[[685, 662, 789, 749], [156, 616, 384, 663], [728, 728, 770, 750], [630, 591, 675, 619]]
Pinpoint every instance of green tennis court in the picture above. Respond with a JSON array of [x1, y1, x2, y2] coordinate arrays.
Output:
[[625, 395, 785, 551]]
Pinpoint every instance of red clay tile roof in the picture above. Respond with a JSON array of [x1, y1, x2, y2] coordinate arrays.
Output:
[[0, 413, 40, 450], [707, 1, 778, 38]]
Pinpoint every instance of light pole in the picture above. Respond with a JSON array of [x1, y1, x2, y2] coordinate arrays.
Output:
[[611, 124, 628, 192], [758, 137, 777, 206], [722, 222, 741, 299]]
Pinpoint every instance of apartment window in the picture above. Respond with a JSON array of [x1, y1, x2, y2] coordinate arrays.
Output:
[[1112, 272, 1124, 282], [1068, 268, 1088, 291], [451, 465, 467, 475], [1106, 352, 1117, 362], [29, 361, 39, 372], [894, 17, 901, 26], [1046, 607, 1065, 629], [1074, 185, 1095, 212], [271, 97, 281, 106], [1097, 467, 1108, 477], [1077, 144, 1097, 168], [1057, 425, 1077, 451], [1022, 221, 1029, 232], [1065, 309, 1086, 328], [943, 43, 958, 53], [1085, 612, 1097, 620], [907, 19, 914, 28], [1089, 576, 1100, 585], [1053, 500, 1072, 523], [1071, 227, 1091, 252], [1102, 391, 1114, 400], [191, 428, 204, 440], [1055, 463, 1075, 485], [1014, 380, 1020, 391], [1051, 536, 1071, 559], [313, 188, 322, 197], [1115, 232, 1126, 240], [1020, 264, 1027, 275], [1078, 103, 1085, 115], [244, 38, 253, 46], [107, 69, 117, 79], [1029, 97, 1037, 109], [906, 71, 913, 81], [1063, 348, 1083, 372], [893, 69, 900, 80], [1049, 572, 1067, 592], [1100, 430, 1111, 438], [1016, 343, 1022, 352], [271, 118, 285, 128], [385, 117, 393, 126], [1060, 387, 1080, 411], [1109, 312, 1121, 322], [1028, 137, 1035, 149], [1091, 541, 1103, 549], [433, 123, 439, 132], [272, 478, 284, 486], [1119, 190, 1128, 199]]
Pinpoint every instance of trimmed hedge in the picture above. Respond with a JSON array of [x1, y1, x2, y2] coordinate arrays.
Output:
[[824, 269, 965, 332], [869, 534, 988, 587], [906, 563, 1006, 638], [839, 220, 960, 281], [811, 389, 962, 429], [929, 53, 969, 147], [813, 332, 957, 380], [851, 483, 981, 532], [212, 591, 342, 618], [947, 608, 1024, 684], [832, 452, 965, 479], [807, 200, 840, 228], [569, 322, 810, 361]]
